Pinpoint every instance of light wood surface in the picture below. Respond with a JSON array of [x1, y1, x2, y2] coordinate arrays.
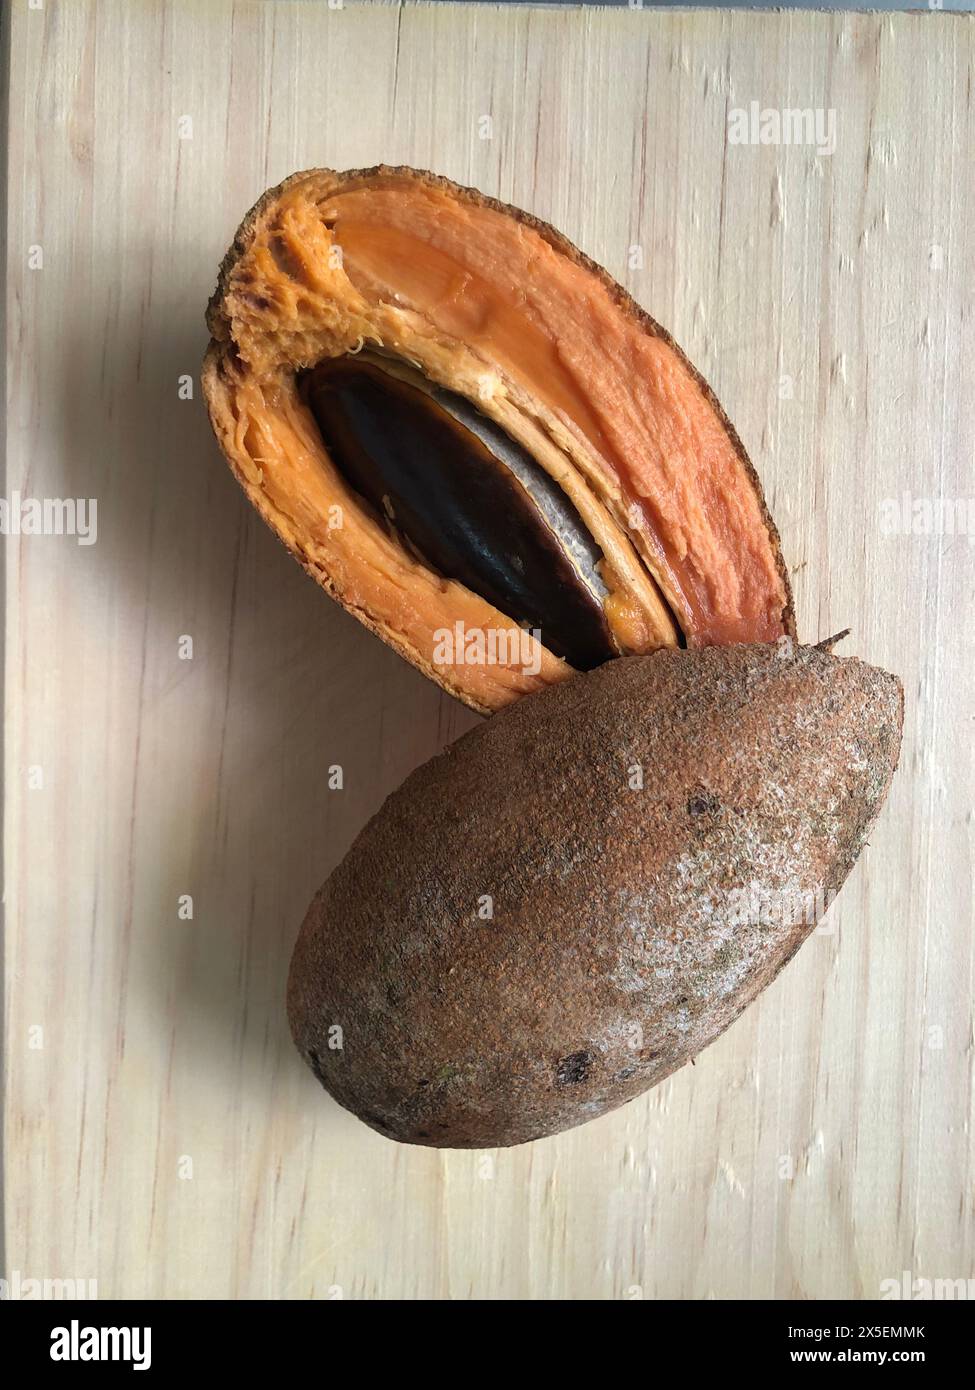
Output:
[[4, 0, 973, 1300]]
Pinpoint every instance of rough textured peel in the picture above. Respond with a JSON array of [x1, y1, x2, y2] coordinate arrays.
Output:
[[287, 641, 903, 1148], [203, 166, 794, 713]]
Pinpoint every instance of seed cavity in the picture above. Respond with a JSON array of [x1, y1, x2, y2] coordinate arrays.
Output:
[[301, 355, 618, 670]]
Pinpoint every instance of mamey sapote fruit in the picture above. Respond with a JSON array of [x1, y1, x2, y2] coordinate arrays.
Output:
[[205, 171, 899, 1149], [203, 166, 793, 713], [287, 641, 902, 1148]]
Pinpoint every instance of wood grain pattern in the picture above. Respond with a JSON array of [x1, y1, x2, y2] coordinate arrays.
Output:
[[4, 0, 972, 1300]]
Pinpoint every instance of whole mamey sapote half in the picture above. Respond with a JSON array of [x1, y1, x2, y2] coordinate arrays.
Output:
[[287, 641, 902, 1148], [203, 166, 793, 713]]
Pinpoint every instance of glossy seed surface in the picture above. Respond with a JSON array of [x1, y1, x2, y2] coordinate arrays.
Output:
[[303, 358, 616, 669]]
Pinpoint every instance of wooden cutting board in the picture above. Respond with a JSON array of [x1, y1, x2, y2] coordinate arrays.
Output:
[[4, 0, 973, 1300]]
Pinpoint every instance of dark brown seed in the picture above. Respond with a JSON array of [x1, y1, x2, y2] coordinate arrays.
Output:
[[301, 357, 618, 670]]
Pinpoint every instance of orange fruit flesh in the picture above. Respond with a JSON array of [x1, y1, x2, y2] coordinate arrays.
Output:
[[203, 168, 792, 712]]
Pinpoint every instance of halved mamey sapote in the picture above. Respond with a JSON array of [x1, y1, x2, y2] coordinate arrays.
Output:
[[203, 166, 794, 713], [287, 641, 902, 1148]]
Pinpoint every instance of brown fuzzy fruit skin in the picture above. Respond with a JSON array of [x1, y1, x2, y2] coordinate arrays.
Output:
[[287, 642, 902, 1148]]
